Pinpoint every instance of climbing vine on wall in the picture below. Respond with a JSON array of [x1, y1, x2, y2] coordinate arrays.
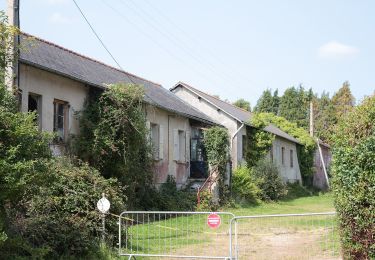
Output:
[[245, 117, 275, 168], [73, 83, 155, 209], [249, 113, 316, 184], [203, 126, 230, 202]]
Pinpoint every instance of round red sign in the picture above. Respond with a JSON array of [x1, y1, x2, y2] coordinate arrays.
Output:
[[207, 213, 221, 229]]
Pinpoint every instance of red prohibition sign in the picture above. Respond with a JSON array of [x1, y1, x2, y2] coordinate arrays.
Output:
[[207, 213, 221, 229]]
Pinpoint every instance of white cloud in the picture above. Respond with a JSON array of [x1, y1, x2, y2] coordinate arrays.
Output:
[[49, 12, 71, 24], [318, 41, 359, 59]]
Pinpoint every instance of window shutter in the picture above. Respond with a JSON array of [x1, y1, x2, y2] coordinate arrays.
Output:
[[185, 131, 190, 162], [173, 129, 179, 161], [145, 120, 151, 139], [159, 125, 164, 160]]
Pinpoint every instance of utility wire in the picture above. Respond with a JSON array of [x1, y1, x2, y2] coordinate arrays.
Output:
[[119, 0, 243, 90], [100, 0, 223, 87], [71, 0, 135, 84], [141, 0, 262, 89], [71, 0, 196, 110]]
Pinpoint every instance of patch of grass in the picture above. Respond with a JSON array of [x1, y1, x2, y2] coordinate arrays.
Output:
[[227, 193, 334, 216]]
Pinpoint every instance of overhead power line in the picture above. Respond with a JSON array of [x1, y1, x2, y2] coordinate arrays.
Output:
[[119, 0, 243, 88], [71, 0, 135, 84], [99, 0, 224, 88], [141, 0, 262, 89]]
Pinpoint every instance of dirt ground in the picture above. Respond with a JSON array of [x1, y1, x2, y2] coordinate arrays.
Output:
[[168, 227, 342, 260]]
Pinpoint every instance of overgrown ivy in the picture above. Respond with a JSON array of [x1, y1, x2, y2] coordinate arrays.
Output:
[[244, 117, 275, 168], [203, 126, 230, 203], [249, 113, 316, 185], [73, 83, 155, 209]]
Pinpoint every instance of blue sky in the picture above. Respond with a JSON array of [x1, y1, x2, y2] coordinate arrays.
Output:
[[2, 0, 374, 106]]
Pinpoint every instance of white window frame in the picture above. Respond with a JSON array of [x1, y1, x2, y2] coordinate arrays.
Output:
[[150, 123, 164, 160], [53, 99, 69, 143], [173, 129, 187, 162]]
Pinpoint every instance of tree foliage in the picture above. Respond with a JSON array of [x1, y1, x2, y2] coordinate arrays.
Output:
[[232, 98, 251, 112], [254, 89, 279, 115], [279, 85, 312, 129], [332, 81, 355, 120], [312, 91, 336, 143], [332, 96, 375, 259]]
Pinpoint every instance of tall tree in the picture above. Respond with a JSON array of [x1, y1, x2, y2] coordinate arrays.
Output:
[[232, 98, 251, 111], [272, 89, 280, 114], [313, 92, 336, 143], [332, 81, 355, 120], [254, 89, 279, 114], [279, 85, 311, 129]]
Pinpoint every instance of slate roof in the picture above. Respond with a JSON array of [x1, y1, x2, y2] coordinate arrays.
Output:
[[171, 82, 301, 144], [19, 33, 218, 125]]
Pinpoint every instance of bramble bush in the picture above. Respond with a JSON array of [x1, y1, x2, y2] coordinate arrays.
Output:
[[332, 96, 375, 259]]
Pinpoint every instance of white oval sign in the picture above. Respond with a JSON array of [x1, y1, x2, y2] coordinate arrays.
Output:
[[97, 197, 110, 213]]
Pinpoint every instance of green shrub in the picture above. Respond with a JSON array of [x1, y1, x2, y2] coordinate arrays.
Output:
[[232, 165, 260, 204], [157, 175, 196, 211], [284, 182, 314, 200], [332, 96, 375, 259], [1, 158, 125, 259], [253, 159, 287, 201]]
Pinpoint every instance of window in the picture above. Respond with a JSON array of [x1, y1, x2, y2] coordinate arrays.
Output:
[[190, 127, 207, 178], [242, 135, 247, 159], [173, 129, 186, 162], [179, 130, 186, 161], [270, 145, 274, 162], [191, 128, 204, 162], [53, 100, 69, 143], [290, 149, 294, 168], [28, 93, 41, 129], [150, 123, 163, 160], [281, 147, 285, 165]]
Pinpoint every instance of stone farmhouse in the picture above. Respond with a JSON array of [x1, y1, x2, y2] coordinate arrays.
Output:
[[17, 33, 219, 187], [14, 32, 306, 188]]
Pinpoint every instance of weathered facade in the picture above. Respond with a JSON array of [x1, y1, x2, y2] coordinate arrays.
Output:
[[18, 33, 218, 187], [171, 82, 303, 183]]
